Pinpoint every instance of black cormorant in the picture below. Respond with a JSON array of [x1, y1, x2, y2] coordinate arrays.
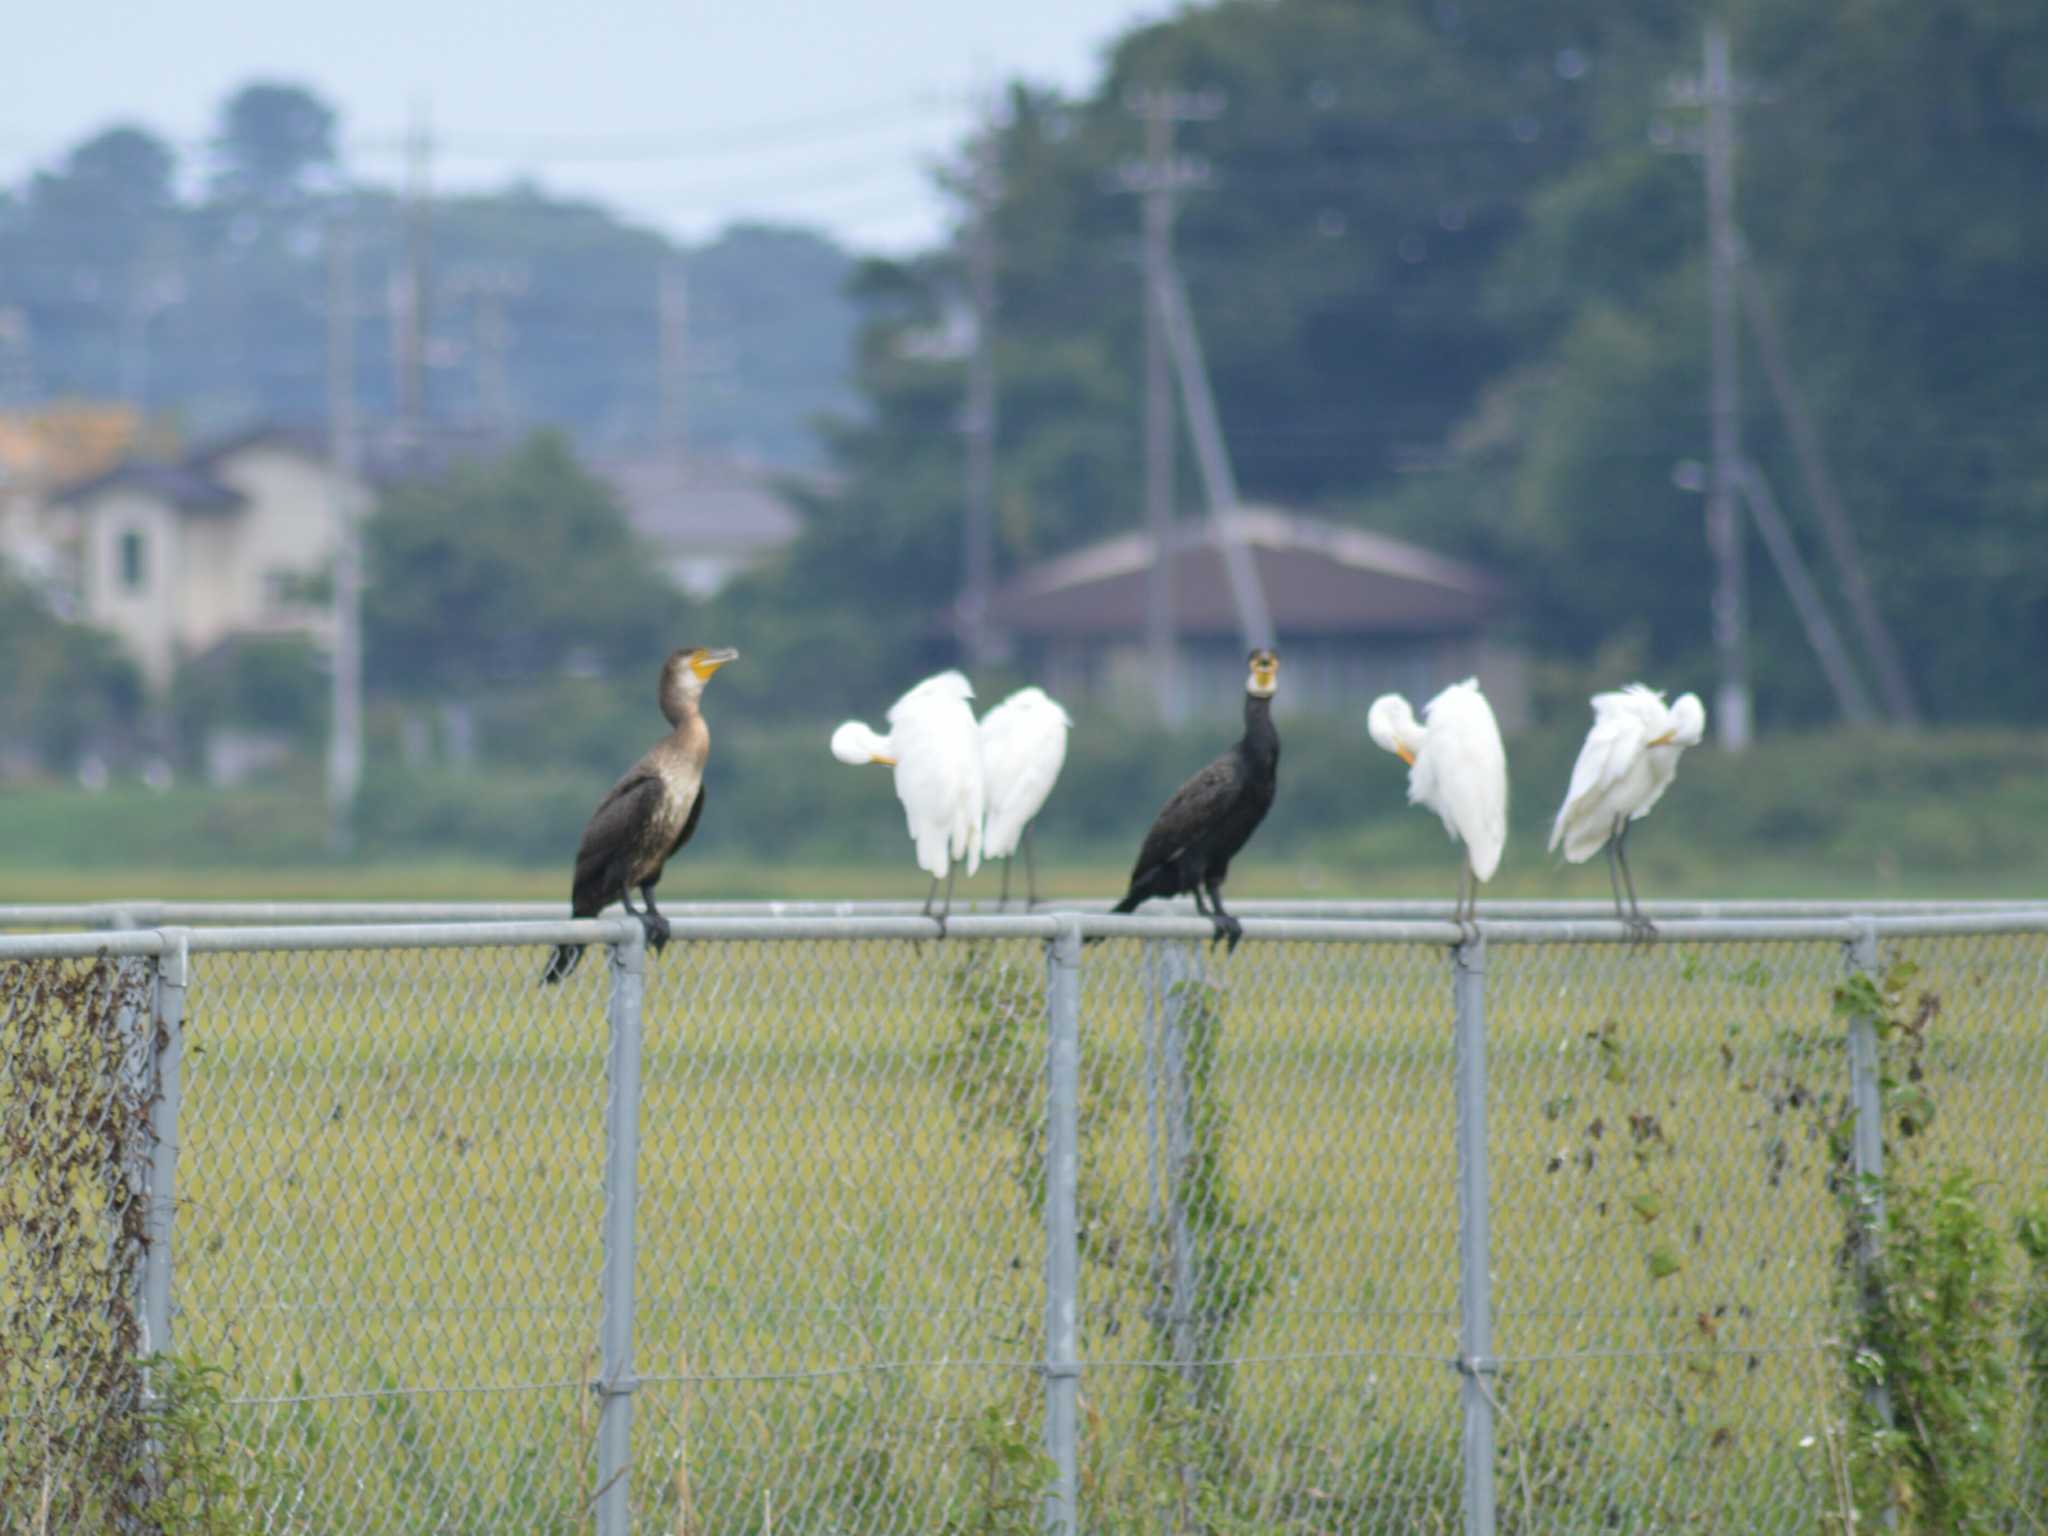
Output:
[[1107, 648, 1279, 951], [542, 645, 737, 984]]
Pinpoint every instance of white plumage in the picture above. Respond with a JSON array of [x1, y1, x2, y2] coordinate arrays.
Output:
[[1368, 677, 1509, 916], [831, 670, 985, 888], [1550, 685, 1707, 863], [979, 687, 1071, 858]]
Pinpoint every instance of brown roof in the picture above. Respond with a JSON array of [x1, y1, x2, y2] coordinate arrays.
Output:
[[988, 507, 1504, 638]]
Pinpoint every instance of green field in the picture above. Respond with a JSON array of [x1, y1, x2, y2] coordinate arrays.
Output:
[[15, 919, 2032, 1533], [2, 847, 2045, 909]]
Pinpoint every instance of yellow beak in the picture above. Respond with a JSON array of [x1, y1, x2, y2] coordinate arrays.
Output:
[[872, 754, 898, 767], [1395, 745, 1416, 767], [1647, 730, 1676, 747], [690, 646, 740, 679]]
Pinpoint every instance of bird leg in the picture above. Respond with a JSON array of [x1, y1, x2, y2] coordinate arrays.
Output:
[[923, 864, 955, 938], [1024, 827, 1040, 909], [1615, 820, 1657, 945], [997, 855, 1012, 912], [1205, 878, 1244, 954], [637, 882, 672, 954], [1190, 883, 1212, 917], [1456, 859, 1479, 945], [1604, 821, 1629, 924], [922, 873, 946, 938]]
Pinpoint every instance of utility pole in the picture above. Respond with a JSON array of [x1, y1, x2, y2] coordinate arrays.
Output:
[[1735, 461, 1876, 725], [658, 256, 689, 467], [959, 107, 1000, 668], [474, 279, 513, 436], [450, 264, 523, 438], [1737, 250, 1921, 726], [1152, 258, 1274, 654], [1703, 21, 1751, 751], [1124, 88, 1223, 722], [327, 212, 363, 855], [394, 102, 433, 447]]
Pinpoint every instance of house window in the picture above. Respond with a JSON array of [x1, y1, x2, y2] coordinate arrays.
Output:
[[119, 530, 147, 592]]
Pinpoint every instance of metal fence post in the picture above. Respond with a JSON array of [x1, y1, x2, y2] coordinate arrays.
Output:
[[139, 929, 189, 1358], [1452, 934, 1497, 1536], [1844, 920, 1896, 1444], [1152, 941, 1199, 1394], [596, 928, 647, 1536], [1042, 917, 1083, 1536]]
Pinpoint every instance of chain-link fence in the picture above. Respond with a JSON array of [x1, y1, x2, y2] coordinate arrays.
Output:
[[1, 905, 2044, 1535]]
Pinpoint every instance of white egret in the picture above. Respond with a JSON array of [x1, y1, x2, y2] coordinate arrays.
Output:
[[977, 686, 1072, 909], [1549, 685, 1706, 937], [831, 670, 985, 930], [1367, 677, 1508, 929]]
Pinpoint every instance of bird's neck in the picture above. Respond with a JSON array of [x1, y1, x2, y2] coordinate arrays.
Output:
[[660, 682, 702, 729], [1240, 692, 1278, 765]]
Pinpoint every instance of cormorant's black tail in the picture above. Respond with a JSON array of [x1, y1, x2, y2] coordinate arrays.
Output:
[[542, 944, 585, 985], [1109, 889, 1143, 915]]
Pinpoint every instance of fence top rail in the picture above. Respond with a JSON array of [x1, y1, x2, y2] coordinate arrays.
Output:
[[1, 896, 2043, 930], [1, 907, 2046, 961]]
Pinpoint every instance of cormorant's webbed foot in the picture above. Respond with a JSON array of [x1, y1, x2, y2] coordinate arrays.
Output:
[[641, 910, 671, 953], [1212, 913, 1244, 953]]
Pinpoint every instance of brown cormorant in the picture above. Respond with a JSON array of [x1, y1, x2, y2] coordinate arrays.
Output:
[[542, 645, 737, 984], [1107, 649, 1279, 951]]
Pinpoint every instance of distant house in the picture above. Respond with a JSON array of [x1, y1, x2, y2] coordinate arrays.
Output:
[[986, 506, 1526, 726], [41, 426, 369, 694], [0, 404, 156, 607], [598, 452, 804, 598]]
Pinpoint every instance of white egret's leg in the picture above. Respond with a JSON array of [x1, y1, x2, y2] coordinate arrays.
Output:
[[1615, 820, 1657, 943]]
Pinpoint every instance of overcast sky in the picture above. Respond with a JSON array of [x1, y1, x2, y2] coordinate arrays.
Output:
[[3, 0, 1171, 254]]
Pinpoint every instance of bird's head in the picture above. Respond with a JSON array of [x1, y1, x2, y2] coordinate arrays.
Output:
[[1367, 694, 1421, 766], [1662, 693, 1708, 748], [831, 721, 895, 767], [660, 646, 739, 722], [1246, 648, 1280, 699]]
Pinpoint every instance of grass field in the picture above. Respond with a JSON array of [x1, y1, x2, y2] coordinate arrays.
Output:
[[24, 917, 2023, 1534], [4, 845, 2045, 908]]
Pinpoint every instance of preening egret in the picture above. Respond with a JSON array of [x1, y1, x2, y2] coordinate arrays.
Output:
[[1549, 685, 1706, 938], [543, 646, 738, 984], [1109, 649, 1281, 952], [1367, 677, 1507, 929], [831, 670, 985, 931], [978, 686, 1072, 909]]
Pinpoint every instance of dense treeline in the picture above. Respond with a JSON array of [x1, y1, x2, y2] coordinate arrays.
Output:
[[0, 82, 855, 464], [723, 0, 2047, 726]]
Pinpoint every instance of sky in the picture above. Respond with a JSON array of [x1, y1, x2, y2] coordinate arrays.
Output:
[[3, 0, 1171, 254]]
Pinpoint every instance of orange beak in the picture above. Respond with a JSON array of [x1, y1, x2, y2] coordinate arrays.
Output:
[[1395, 745, 1416, 766]]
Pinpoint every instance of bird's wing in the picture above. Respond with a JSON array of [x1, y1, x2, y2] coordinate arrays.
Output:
[[979, 695, 1070, 858], [571, 772, 666, 916], [1130, 754, 1243, 881], [1549, 703, 1650, 859], [668, 778, 707, 860], [890, 693, 986, 879], [1418, 688, 1509, 881]]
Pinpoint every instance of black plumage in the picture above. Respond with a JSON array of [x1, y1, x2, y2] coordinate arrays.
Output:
[[543, 646, 735, 984], [1109, 649, 1280, 951]]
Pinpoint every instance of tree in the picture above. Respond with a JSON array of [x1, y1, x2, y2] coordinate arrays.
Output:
[[363, 433, 687, 700], [0, 566, 143, 771], [30, 125, 177, 222], [208, 82, 338, 205]]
